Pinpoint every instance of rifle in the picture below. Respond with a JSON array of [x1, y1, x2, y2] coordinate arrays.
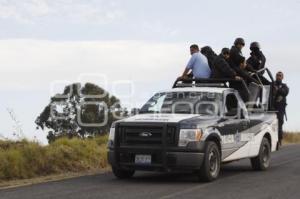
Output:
[[284, 103, 288, 121]]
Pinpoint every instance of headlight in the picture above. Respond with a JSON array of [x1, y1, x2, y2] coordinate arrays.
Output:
[[178, 129, 203, 147], [108, 128, 115, 141], [107, 128, 115, 148]]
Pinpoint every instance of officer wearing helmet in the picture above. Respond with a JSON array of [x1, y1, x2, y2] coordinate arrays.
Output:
[[229, 38, 245, 69], [247, 42, 266, 72]]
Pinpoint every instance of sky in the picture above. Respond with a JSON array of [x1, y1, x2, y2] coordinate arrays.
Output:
[[0, 0, 299, 143]]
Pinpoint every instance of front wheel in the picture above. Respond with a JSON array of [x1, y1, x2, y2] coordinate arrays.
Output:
[[251, 137, 271, 171], [112, 167, 135, 179], [198, 141, 221, 182]]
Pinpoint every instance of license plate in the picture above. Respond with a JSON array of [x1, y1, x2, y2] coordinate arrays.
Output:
[[135, 155, 151, 165]]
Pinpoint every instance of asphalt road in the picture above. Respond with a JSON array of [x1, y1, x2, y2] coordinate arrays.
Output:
[[1, 144, 300, 199]]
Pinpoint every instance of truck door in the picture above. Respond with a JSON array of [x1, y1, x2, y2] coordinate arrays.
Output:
[[218, 91, 251, 161]]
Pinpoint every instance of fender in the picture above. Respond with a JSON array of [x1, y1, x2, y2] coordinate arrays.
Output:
[[202, 127, 222, 143], [203, 130, 222, 155]]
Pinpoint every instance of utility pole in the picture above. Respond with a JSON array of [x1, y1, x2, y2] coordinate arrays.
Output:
[[6, 108, 25, 139]]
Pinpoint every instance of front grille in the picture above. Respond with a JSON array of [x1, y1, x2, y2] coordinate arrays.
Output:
[[117, 124, 177, 147]]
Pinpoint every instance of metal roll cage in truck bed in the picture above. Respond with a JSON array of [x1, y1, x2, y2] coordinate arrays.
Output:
[[173, 68, 275, 111]]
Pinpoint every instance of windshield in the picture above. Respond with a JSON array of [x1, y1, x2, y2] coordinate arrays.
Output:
[[140, 92, 222, 115]]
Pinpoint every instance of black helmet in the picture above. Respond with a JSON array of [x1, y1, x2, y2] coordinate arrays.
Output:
[[250, 42, 261, 50], [221, 47, 230, 55], [234, 37, 245, 46]]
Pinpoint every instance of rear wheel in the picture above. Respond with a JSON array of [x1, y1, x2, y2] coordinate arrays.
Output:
[[198, 141, 221, 182], [251, 137, 271, 171], [112, 167, 135, 179]]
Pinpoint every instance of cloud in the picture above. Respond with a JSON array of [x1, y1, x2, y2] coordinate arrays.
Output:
[[142, 21, 179, 37], [0, 39, 188, 91], [0, 0, 124, 24]]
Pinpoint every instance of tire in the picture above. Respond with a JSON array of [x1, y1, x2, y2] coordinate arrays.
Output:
[[251, 137, 271, 171], [112, 167, 135, 179], [198, 141, 221, 182]]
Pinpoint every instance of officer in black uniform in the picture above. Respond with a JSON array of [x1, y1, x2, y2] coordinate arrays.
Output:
[[247, 42, 266, 72], [221, 47, 230, 62], [273, 71, 289, 145], [234, 56, 259, 84], [229, 38, 245, 68], [201, 46, 240, 79], [228, 38, 259, 84]]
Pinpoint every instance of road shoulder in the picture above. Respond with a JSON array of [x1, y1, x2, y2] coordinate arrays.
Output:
[[0, 168, 110, 190]]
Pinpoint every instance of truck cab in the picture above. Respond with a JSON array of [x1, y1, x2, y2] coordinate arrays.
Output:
[[108, 74, 278, 182]]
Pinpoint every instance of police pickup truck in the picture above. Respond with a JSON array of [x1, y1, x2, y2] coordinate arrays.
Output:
[[108, 69, 278, 182]]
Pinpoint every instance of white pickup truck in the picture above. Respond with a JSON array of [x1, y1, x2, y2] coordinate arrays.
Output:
[[108, 69, 279, 182]]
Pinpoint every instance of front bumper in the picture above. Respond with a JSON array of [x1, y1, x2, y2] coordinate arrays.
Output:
[[109, 122, 207, 172], [108, 150, 204, 171]]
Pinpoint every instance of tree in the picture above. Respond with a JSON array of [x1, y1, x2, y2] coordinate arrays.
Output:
[[36, 83, 127, 143]]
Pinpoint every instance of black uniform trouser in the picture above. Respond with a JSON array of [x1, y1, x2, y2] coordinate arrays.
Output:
[[276, 110, 285, 141]]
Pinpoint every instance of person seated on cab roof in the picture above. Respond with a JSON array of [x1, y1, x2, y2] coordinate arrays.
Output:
[[179, 44, 211, 79]]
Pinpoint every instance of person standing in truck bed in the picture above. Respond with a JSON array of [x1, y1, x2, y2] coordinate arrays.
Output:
[[247, 42, 266, 73], [179, 44, 211, 79]]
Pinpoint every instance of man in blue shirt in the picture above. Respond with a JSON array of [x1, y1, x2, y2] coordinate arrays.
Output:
[[179, 44, 211, 79]]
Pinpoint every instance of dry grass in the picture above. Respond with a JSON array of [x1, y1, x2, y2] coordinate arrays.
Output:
[[283, 132, 300, 144], [0, 135, 108, 182], [0, 132, 299, 183]]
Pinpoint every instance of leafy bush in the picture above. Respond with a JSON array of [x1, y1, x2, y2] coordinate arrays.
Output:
[[35, 83, 126, 143], [0, 135, 108, 181]]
